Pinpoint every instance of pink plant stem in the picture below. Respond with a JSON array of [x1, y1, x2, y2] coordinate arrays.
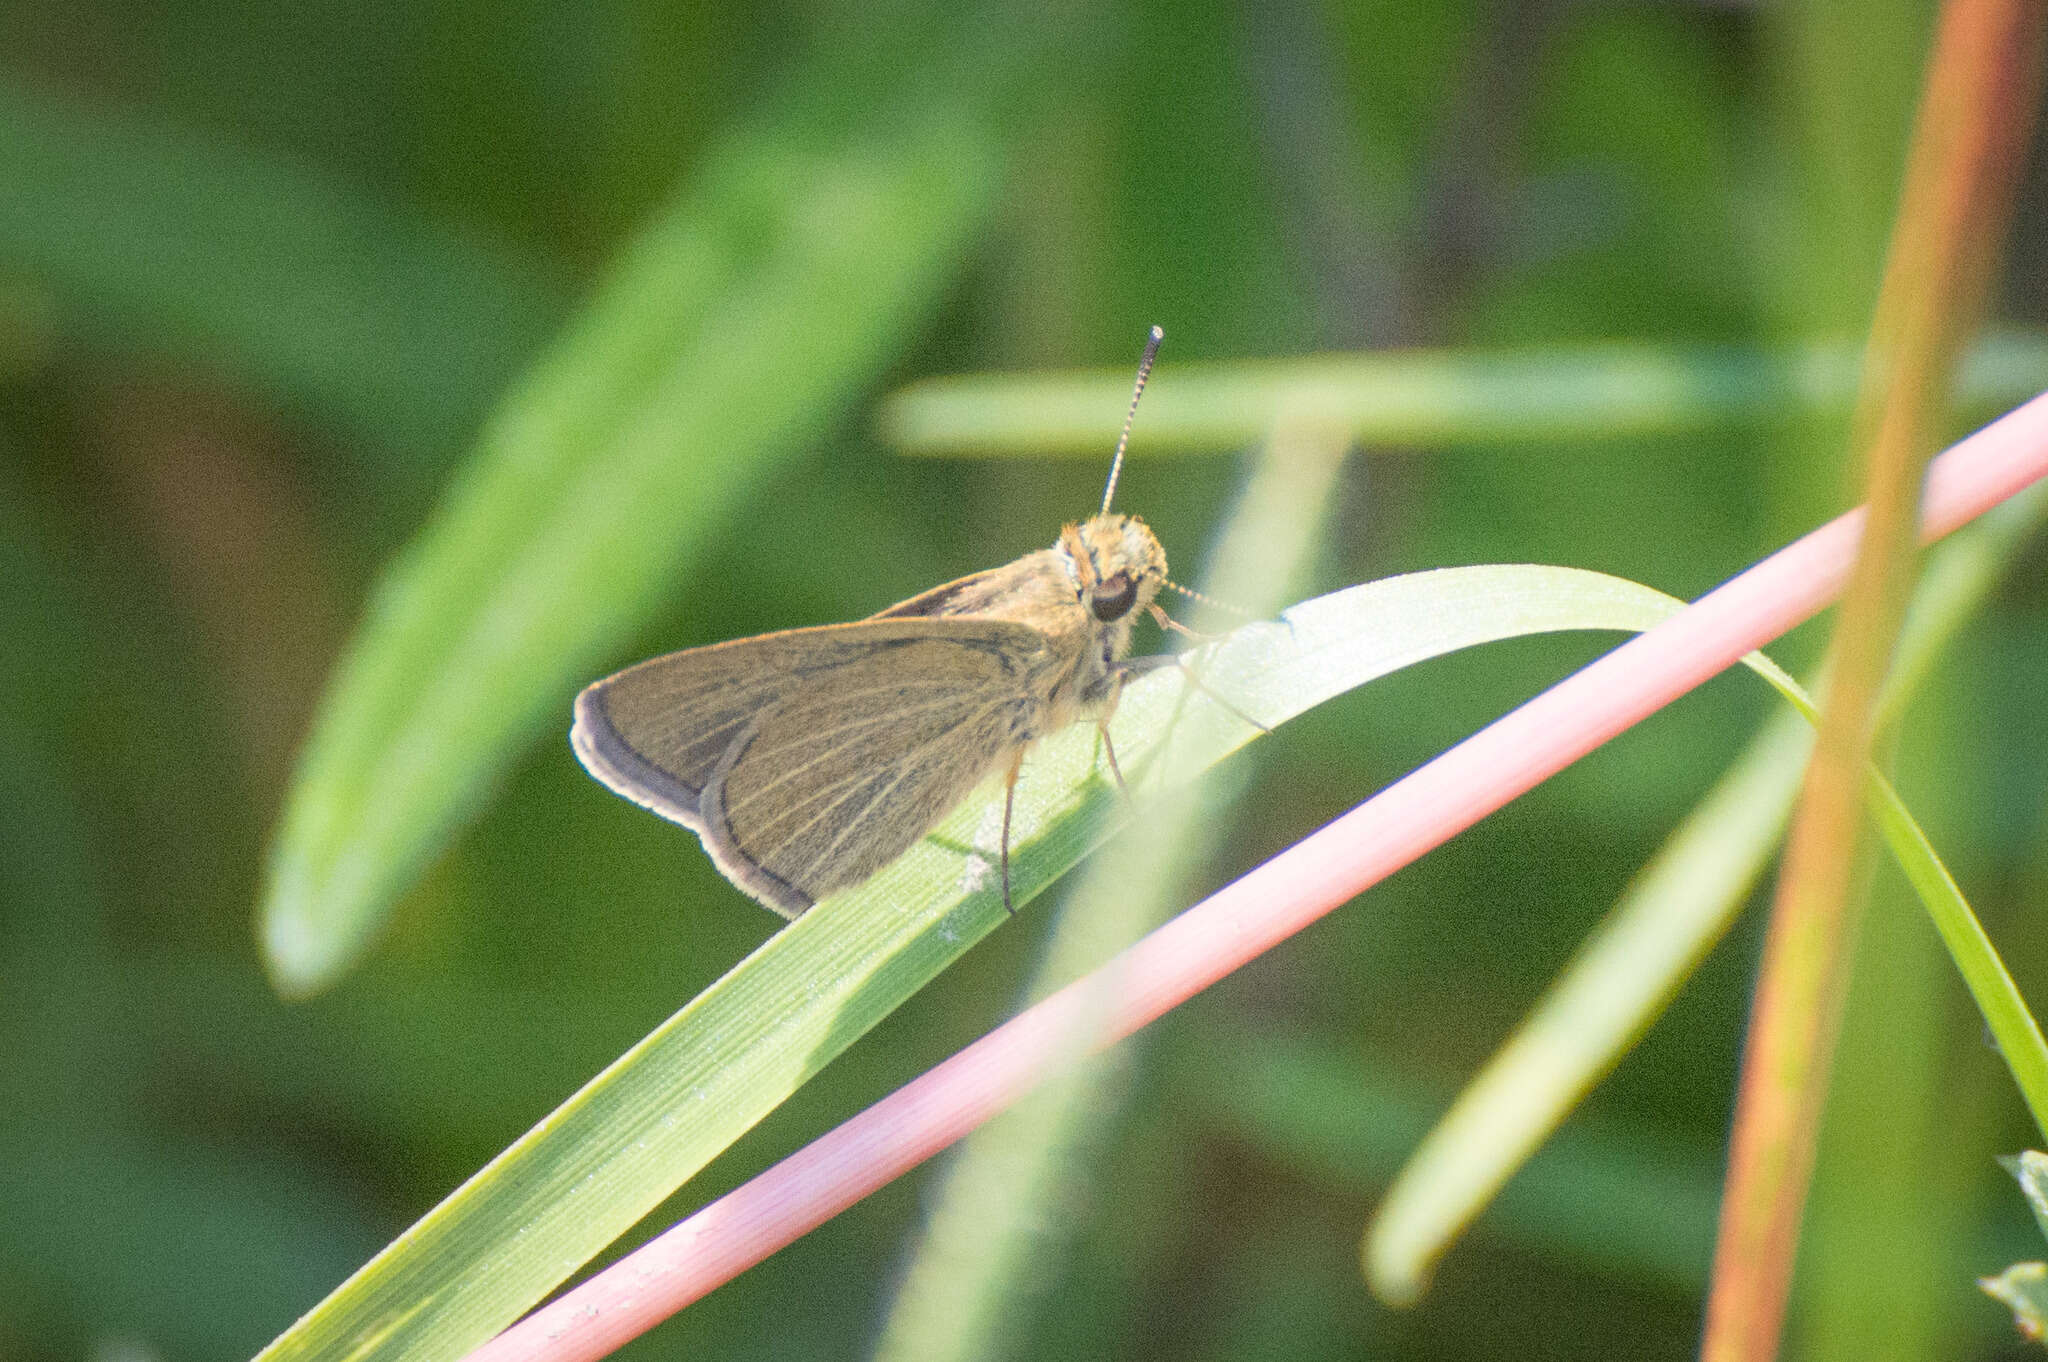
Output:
[[468, 391, 2048, 1362]]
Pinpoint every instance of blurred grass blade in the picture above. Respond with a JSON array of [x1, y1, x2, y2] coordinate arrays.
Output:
[[254, 564, 1712, 1362], [1188, 1030, 1719, 1296], [0, 75, 560, 478], [1367, 711, 1808, 1306], [258, 29, 1016, 995], [1366, 482, 2048, 1304], [870, 422, 1349, 1362], [881, 330, 2048, 456]]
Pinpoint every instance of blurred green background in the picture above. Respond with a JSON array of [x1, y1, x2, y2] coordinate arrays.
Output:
[[5, 1, 2048, 1358]]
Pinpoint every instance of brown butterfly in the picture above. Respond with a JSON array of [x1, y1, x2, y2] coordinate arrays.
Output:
[[571, 328, 1185, 918]]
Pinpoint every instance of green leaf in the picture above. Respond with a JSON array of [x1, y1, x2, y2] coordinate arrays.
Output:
[[880, 330, 2048, 456], [253, 564, 1706, 1362], [258, 41, 1008, 995]]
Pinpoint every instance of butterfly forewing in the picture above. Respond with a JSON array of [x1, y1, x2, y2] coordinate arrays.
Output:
[[573, 633, 809, 827], [573, 618, 1053, 918]]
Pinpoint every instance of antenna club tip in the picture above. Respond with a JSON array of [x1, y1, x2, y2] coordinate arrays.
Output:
[[1149, 324, 1164, 341]]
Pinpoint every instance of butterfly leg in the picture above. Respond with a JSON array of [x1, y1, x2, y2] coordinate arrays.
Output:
[[1175, 658, 1270, 735], [1098, 724, 1132, 802], [1147, 601, 1228, 644], [1117, 649, 1271, 739], [1145, 603, 1273, 733], [1000, 747, 1024, 916], [1092, 671, 1141, 811]]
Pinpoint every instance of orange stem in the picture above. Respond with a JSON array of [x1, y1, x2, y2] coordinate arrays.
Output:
[[1700, 4, 2045, 1360]]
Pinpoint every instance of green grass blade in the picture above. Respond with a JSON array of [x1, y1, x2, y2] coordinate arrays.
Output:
[[869, 421, 1350, 1362], [881, 331, 2048, 456], [1366, 487, 2048, 1302], [253, 564, 1704, 1362], [258, 61, 1005, 996], [1187, 1030, 1719, 1296], [1864, 776, 2048, 1139]]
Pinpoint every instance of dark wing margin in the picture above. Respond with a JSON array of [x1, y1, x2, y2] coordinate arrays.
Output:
[[570, 641, 780, 832], [571, 685, 725, 830]]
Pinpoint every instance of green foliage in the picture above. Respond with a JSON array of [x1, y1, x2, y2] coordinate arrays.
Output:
[[5, 3, 2047, 1361], [264, 564, 1733, 1360]]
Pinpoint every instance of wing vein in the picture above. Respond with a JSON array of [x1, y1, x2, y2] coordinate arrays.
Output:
[[748, 696, 1016, 884]]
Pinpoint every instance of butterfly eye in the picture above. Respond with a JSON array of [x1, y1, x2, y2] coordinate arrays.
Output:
[[1090, 572, 1138, 622]]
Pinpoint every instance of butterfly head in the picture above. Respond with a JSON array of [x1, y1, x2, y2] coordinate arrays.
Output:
[[1061, 513, 1167, 625]]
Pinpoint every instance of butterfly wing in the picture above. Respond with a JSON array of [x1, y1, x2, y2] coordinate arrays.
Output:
[[573, 631, 805, 832], [572, 618, 1052, 917], [865, 565, 1013, 620]]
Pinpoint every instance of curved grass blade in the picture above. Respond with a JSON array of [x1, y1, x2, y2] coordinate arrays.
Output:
[[259, 53, 1006, 995], [1366, 487, 2048, 1303], [1863, 776, 2048, 1138], [253, 564, 1706, 1362]]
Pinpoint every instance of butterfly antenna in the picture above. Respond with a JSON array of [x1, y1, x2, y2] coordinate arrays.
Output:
[[1163, 577, 1262, 622], [1100, 324, 1164, 515]]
